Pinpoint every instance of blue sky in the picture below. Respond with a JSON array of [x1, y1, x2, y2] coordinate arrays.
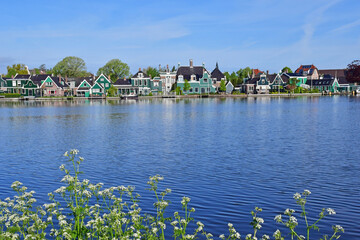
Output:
[[1, 0, 360, 75]]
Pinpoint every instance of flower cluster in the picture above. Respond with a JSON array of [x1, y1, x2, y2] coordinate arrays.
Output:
[[0, 150, 345, 240]]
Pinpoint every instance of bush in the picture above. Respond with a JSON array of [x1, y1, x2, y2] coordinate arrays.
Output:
[[0, 150, 344, 239], [148, 92, 153, 96], [0, 93, 22, 98]]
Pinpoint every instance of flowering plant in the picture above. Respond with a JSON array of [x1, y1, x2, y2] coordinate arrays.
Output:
[[0, 149, 344, 239]]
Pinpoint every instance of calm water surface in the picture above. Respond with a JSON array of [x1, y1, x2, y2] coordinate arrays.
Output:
[[0, 96, 359, 238]]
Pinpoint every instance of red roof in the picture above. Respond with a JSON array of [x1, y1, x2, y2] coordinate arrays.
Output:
[[295, 65, 317, 74], [253, 69, 264, 75]]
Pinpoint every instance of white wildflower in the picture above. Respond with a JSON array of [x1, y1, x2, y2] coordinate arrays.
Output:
[[303, 189, 311, 196], [262, 234, 270, 240], [327, 208, 336, 215], [293, 193, 301, 199]]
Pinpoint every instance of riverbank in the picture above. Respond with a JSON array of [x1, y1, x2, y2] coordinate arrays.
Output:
[[0, 93, 325, 102]]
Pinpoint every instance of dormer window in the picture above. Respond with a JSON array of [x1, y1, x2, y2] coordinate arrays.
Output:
[[191, 75, 196, 81], [178, 75, 184, 81], [139, 73, 143, 78]]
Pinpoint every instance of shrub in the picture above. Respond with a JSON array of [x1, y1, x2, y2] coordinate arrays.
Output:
[[0, 93, 22, 98], [0, 150, 344, 239]]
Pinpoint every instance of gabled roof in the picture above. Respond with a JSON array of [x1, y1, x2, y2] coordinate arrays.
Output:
[[245, 77, 259, 85], [267, 74, 277, 83], [114, 78, 132, 85], [285, 73, 306, 78], [295, 65, 318, 75], [176, 66, 207, 81], [306, 79, 336, 86], [68, 77, 94, 87], [318, 69, 347, 78], [211, 63, 225, 81], [14, 74, 31, 79], [132, 70, 149, 78], [253, 69, 264, 76]]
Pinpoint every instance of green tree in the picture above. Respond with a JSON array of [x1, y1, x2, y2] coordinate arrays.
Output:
[[107, 85, 118, 97], [183, 80, 191, 93], [97, 59, 130, 83], [53, 56, 88, 78], [144, 66, 159, 79], [236, 67, 252, 84], [281, 66, 293, 74], [224, 72, 231, 81], [6, 64, 28, 77], [229, 72, 239, 86], [219, 79, 226, 92], [171, 66, 176, 72], [286, 78, 299, 93]]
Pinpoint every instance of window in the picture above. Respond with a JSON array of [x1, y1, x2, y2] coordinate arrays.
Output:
[[144, 80, 147, 86], [13, 81, 16, 87], [105, 83, 109, 88], [139, 80, 142, 86], [207, 87, 210, 92], [135, 80, 138, 86], [195, 88, 199, 93], [204, 78, 208, 83]]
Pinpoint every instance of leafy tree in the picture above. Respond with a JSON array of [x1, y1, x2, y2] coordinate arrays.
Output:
[[346, 60, 360, 83], [107, 85, 118, 97], [183, 80, 191, 93], [6, 64, 28, 77], [39, 64, 46, 72], [53, 56, 88, 78], [236, 67, 252, 84], [224, 72, 231, 81], [219, 79, 226, 92], [171, 66, 176, 72], [281, 66, 293, 74], [286, 78, 299, 93], [97, 59, 130, 83], [229, 72, 239, 86], [144, 67, 159, 79]]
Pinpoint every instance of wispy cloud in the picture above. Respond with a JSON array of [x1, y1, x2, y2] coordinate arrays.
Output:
[[332, 19, 360, 33]]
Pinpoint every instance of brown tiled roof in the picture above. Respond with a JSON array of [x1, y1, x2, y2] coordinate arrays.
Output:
[[318, 69, 347, 78]]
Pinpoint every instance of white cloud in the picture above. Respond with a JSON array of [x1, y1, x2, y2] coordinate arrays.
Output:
[[332, 19, 360, 33]]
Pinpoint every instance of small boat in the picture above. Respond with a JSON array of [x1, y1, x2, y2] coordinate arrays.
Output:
[[356, 87, 360, 95], [121, 94, 138, 100]]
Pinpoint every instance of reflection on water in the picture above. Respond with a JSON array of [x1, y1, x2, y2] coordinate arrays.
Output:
[[0, 96, 359, 238]]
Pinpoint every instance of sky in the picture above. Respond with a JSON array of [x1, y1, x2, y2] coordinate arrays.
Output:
[[1, 0, 360, 75]]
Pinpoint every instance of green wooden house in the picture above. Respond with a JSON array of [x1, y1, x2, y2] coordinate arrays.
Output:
[[90, 82, 105, 96], [307, 76, 340, 93], [76, 78, 92, 97], [95, 74, 111, 93], [6, 74, 40, 96], [131, 69, 151, 95], [176, 60, 216, 94], [0, 76, 6, 93]]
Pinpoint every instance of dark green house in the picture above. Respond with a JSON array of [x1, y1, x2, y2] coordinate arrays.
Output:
[[6, 74, 40, 96]]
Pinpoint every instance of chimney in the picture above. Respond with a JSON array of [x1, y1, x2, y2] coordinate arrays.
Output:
[[139, 67, 141, 72], [58, 74, 62, 83], [167, 64, 169, 70], [178, 62, 180, 68], [65, 76, 68, 83], [159, 64, 161, 71], [252, 69, 255, 78], [267, 70, 269, 75], [190, 59, 193, 68], [285, 68, 288, 74], [202, 62, 205, 67]]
